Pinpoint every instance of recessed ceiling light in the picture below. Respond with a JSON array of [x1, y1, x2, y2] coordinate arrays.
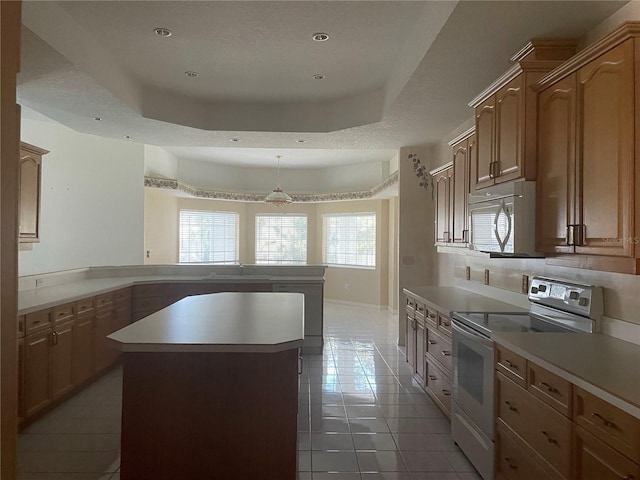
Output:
[[296, 139, 306, 143], [124, 135, 131, 139], [93, 117, 102, 121], [154, 27, 172, 37], [312, 33, 329, 42], [185, 71, 199, 78], [230, 138, 240, 142], [312, 74, 326, 80]]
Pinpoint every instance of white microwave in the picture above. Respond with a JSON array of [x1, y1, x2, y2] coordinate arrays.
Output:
[[468, 181, 542, 257]]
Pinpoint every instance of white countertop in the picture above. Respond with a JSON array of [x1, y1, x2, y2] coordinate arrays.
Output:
[[18, 274, 323, 315], [108, 292, 305, 353], [403, 286, 527, 316], [493, 332, 640, 419]]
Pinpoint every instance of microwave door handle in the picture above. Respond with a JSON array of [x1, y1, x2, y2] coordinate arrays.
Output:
[[452, 320, 493, 349], [493, 202, 512, 253]]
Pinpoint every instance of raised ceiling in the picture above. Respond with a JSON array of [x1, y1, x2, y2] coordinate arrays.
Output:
[[18, 1, 628, 169]]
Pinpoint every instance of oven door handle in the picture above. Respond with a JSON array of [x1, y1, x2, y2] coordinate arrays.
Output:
[[452, 320, 493, 349]]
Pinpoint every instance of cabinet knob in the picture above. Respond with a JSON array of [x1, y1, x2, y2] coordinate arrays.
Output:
[[539, 381, 558, 394], [591, 412, 616, 429], [428, 340, 437, 345], [540, 431, 558, 444], [442, 389, 451, 396], [441, 351, 451, 356], [504, 457, 517, 470], [428, 375, 437, 381], [505, 401, 518, 412]]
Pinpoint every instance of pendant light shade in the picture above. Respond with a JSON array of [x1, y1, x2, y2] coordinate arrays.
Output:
[[264, 155, 293, 206]]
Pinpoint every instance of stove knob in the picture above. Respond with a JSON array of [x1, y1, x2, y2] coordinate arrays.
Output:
[[569, 291, 579, 300], [579, 297, 589, 307], [538, 284, 547, 292], [531, 287, 539, 294]]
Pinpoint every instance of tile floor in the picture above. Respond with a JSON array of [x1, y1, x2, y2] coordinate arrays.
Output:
[[18, 301, 481, 480]]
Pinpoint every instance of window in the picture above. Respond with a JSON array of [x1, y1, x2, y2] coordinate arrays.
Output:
[[255, 214, 307, 264], [179, 210, 238, 263], [324, 213, 376, 268]]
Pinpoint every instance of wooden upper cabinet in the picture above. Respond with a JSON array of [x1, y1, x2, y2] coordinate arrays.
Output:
[[536, 74, 577, 254], [474, 97, 495, 190], [575, 39, 635, 258], [470, 40, 577, 191], [432, 164, 452, 244], [495, 75, 524, 181], [535, 24, 640, 273], [452, 133, 473, 244], [19, 142, 48, 243]]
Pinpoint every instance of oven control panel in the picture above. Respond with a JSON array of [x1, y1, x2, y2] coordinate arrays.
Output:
[[529, 277, 603, 319]]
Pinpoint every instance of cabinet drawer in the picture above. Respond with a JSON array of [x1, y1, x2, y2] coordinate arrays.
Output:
[[75, 298, 95, 318], [115, 288, 132, 304], [405, 297, 416, 316], [52, 303, 74, 325], [95, 292, 115, 310], [496, 344, 527, 387], [426, 361, 451, 414], [574, 387, 640, 464], [25, 310, 51, 335], [496, 423, 556, 480], [573, 425, 640, 480], [426, 327, 452, 372], [18, 315, 25, 339], [497, 372, 571, 478], [437, 313, 452, 336], [425, 307, 438, 329], [528, 362, 571, 417]]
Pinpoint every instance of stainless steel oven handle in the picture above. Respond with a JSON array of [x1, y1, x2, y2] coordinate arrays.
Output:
[[451, 320, 494, 349]]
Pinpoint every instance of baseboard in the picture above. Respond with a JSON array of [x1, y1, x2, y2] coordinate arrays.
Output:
[[325, 299, 388, 310]]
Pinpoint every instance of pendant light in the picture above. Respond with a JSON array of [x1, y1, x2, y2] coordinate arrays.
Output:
[[264, 155, 293, 206]]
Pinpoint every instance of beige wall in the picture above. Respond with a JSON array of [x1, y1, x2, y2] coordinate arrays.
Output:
[[144, 189, 393, 307], [388, 197, 399, 312]]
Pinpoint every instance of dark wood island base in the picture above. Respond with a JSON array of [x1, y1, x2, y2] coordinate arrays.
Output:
[[120, 349, 299, 479]]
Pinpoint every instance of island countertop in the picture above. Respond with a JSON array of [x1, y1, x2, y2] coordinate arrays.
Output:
[[108, 292, 305, 353]]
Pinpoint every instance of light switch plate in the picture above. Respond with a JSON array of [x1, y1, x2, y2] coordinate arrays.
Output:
[[465, 266, 471, 281], [484, 269, 490, 285], [521, 275, 529, 294]]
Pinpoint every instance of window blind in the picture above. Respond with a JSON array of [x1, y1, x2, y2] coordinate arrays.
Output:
[[255, 214, 307, 264], [179, 210, 239, 263], [323, 213, 376, 268]]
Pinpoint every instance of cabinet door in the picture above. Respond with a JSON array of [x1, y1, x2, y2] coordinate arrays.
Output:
[[434, 167, 452, 244], [573, 425, 640, 480], [452, 138, 470, 243], [24, 329, 52, 417], [406, 315, 416, 373], [94, 309, 117, 372], [495, 75, 524, 182], [18, 148, 41, 242], [72, 314, 94, 384], [114, 302, 131, 331], [415, 321, 426, 383], [51, 319, 74, 399], [536, 75, 577, 254], [576, 39, 635, 257], [474, 97, 496, 189], [18, 338, 24, 420]]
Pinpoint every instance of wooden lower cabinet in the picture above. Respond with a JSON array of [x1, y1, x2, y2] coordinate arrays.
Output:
[[94, 308, 118, 372], [24, 328, 52, 417], [496, 423, 558, 480], [425, 360, 451, 415], [72, 313, 94, 385], [573, 425, 640, 480], [495, 343, 640, 480], [51, 319, 74, 399]]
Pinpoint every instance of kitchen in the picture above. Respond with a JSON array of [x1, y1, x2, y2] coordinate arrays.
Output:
[[3, 1, 640, 479]]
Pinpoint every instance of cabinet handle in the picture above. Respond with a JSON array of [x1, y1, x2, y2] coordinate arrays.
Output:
[[566, 225, 574, 246], [441, 351, 451, 357], [591, 412, 617, 429], [298, 355, 303, 375], [428, 313, 436, 319], [442, 389, 451, 396], [540, 431, 558, 444], [51, 331, 58, 346], [504, 401, 518, 412], [428, 340, 437, 345], [428, 375, 437, 381], [504, 457, 517, 470], [488, 161, 495, 179], [539, 382, 558, 394], [621, 475, 635, 480], [503, 359, 514, 368]]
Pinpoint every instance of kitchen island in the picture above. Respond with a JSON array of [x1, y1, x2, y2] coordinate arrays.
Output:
[[108, 292, 304, 480]]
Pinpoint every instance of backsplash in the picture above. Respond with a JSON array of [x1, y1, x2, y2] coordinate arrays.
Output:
[[438, 253, 640, 333]]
